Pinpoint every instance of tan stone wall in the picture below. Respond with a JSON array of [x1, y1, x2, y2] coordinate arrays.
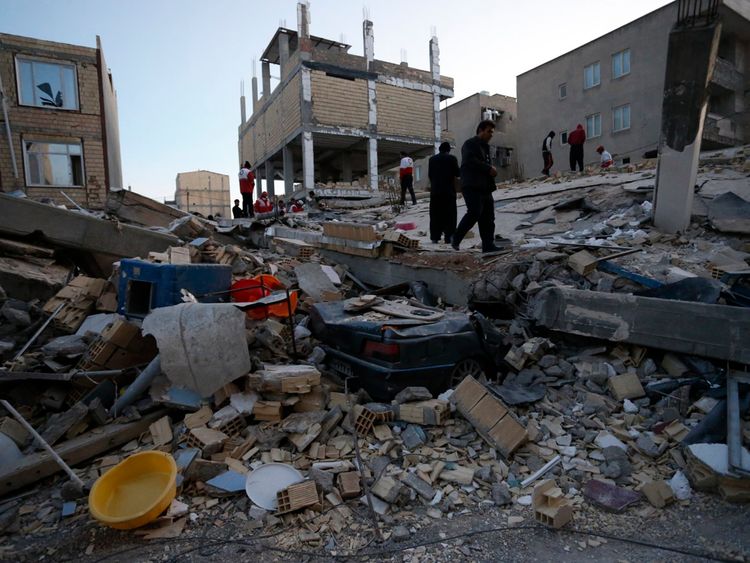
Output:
[[376, 83, 434, 138], [311, 71, 368, 128], [0, 33, 108, 208], [281, 73, 301, 138], [174, 170, 231, 218]]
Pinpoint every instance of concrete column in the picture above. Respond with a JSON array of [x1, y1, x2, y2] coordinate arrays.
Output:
[[261, 61, 271, 98], [265, 161, 275, 198], [363, 20, 374, 66], [251, 76, 258, 113], [363, 19, 378, 191], [279, 32, 290, 76], [341, 152, 353, 182], [297, 1, 312, 59], [653, 21, 721, 234], [240, 95, 246, 124], [429, 36, 442, 152], [367, 138, 378, 191], [283, 145, 294, 196], [302, 132, 315, 191], [255, 166, 263, 198]]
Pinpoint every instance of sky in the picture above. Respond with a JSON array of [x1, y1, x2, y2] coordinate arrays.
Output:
[[2, 0, 672, 203]]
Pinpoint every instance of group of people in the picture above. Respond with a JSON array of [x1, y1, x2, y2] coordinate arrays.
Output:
[[541, 127, 613, 176], [231, 160, 307, 219]]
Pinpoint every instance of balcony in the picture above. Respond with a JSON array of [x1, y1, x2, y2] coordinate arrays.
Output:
[[710, 56, 743, 93]]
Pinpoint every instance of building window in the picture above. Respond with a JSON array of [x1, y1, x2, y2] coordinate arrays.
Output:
[[560, 130, 568, 145], [613, 104, 631, 132], [586, 113, 601, 138], [16, 57, 79, 110], [584, 62, 600, 89], [23, 140, 84, 187], [612, 49, 631, 79], [558, 83, 567, 99]]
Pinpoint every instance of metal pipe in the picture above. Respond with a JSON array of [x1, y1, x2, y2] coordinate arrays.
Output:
[[1, 399, 85, 489], [110, 355, 160, 417], [13, 303, 64, 360], [727, 371, 742, 472]]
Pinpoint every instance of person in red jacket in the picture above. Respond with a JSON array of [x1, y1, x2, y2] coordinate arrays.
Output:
[[567, 124, 586, 172], [238, 161, 255, 217], [253, 191, 273, 214]]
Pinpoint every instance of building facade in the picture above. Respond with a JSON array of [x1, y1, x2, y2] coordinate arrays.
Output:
[[237, 1, 453, 198], [414, 92, 518, 190], [0, 33, 122, 209], [174, 170, 230, 219], [516, 0, 749, 178]]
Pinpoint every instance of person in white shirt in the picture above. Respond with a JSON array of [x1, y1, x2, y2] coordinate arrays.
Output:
[[541, 131, 555, 176], [596, 145, 614, 168], [399, 152, 416, 205]]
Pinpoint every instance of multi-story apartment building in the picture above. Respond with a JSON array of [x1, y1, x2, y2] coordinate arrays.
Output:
[[516, 0, 749, 178], [414, 92, 518, 191], [174, 170, 230, 219], [0, 33, 122, 209], [237, 1, 453, 197]]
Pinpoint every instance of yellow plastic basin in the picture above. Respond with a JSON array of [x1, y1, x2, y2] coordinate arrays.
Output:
[[89, 451, 177, 529]]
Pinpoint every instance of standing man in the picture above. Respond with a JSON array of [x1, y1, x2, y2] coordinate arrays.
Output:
[[232, 199, 244, 218], [542, 131, 556, 176], [239, 161, 255, 217], [568, 124, 586, 172], [399, 151, 417, 206], [428, 142, 460, 244], [451, 120, 500, 253]]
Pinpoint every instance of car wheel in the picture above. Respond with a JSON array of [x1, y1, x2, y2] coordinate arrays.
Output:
[[450, 358, 488, 388]]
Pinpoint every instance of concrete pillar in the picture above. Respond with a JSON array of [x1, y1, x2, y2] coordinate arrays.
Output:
[[429, 35, 442, 153], [297, 1, 312, 59], [341, 152, 353, 182], [240, 94, 246, 124], [363, 20, 374, 66], [261, 61, 271, 98], [367, 138, 378, 191], [251, 76, 258, 113], [363, 19, 378, 191], [302, 132, 314, 191], [283, 145, 294, 196], [265, 161, 275, 198], [279, 32, 290, 76], [255, 166, 263, 198], [653, 21, 721, 234]]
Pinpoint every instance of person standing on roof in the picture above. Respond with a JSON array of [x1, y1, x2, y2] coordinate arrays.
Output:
[[542, 131, 555, 176], [239, 161, 255, 217], [428, 141, 460, 244], [597, 145, 614, 168], [568, 124, 586, 172], [399, 151, 417, 206], [451, 120, 500, 253]]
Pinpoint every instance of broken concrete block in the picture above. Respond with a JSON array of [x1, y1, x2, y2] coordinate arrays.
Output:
[[0, 417, 29, 447], [401, 424, 426, 450], [532, 479, 573, 529], [583, 479, 641, 513], [276, 480, 319, 514], [568, 250, 599, 276], [439, 466, 475, 486], [504, 346, 526, 371], [608, 373, 645, 400], [186, 427, 228, 455], [309, 466, 335, 494], [371, 475, 402, 503], [394, 386, 433, 404], [395, 399, 449, 426], [401, 472, 436, 500], [641, 480, 675, 508], [288, 423, 322, 452], [249, 364, 322, 394], [253, 401, 282, 422], [149, 416, 173, 447], [337, 471, 361, 499]]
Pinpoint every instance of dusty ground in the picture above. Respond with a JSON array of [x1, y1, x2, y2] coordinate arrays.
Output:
[[5, 487, 748, 562]]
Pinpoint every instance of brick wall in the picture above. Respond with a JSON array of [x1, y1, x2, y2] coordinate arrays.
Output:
[[0, 33, 107, 209], [174, 170, 231, 218], [311, 71, 368, 128], [376, 83, 434, 138]]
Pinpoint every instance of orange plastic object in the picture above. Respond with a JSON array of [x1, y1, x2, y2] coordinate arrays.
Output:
[[231, 275, 298, 319], [88, 451, 177, 529]]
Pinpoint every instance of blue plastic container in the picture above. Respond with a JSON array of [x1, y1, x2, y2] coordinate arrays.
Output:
[[118, 259, 233, 318]]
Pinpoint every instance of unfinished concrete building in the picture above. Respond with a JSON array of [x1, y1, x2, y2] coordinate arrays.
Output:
[[174, 170, 230, 219], [0, 33, 122, 209], [237, 2, 454, 198], [516, 0, 749, 178]]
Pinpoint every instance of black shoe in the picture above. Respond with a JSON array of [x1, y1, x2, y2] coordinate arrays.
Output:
[[482, 244, 502, 253], [451, 241, 460, 251]]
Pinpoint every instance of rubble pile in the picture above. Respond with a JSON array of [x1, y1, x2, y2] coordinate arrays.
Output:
[[0, 150, 749, 561]]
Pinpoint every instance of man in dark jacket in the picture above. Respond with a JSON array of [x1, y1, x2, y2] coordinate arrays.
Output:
[[568, 124, 586, 172], [428, 142, 460, 244], [451, 120, 499, 252], [542, 131, 555, 176]]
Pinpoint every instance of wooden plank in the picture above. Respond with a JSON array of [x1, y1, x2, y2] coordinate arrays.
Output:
[[0, 410, 165, 496]]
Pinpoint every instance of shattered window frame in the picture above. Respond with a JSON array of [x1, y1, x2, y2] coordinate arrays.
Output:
[[15, 55, 80, 111], [585, 113, 601, 138], [613, 104, 631, 132], [22, 138, 85, 188], [584, 62, 600, 90], [612, 49, 631, 79], [560, 130, 568, 145]]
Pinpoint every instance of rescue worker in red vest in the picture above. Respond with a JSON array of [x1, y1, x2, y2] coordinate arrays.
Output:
[[253, 191, 273, 214], [239, 161, 255, 217]]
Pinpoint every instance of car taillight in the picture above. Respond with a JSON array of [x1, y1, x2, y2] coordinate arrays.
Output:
[[362, 340, 400, 362]]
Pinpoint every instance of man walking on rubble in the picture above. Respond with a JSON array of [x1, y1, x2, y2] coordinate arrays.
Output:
[[542, 130, 556, 176], [428, 141, 460, 244], [399, 151, 417, 206], [239, 161, 255, 218], [451, 120, 501, 253], [568, 124, 586, 172]]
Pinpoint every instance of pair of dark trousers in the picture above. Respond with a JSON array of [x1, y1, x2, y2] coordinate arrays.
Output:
[[399, 174, 416, 205], [429, 191, 457, 242], [569, 145, 584, 171], [241, 193, 254, 217], [542, 151, 553, 175], [452, 188, 495, 249]]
